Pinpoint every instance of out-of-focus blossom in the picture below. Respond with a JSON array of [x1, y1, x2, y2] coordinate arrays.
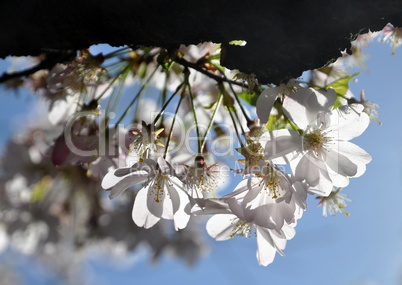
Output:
[[348, 89, 381, 125], [382, 23, 402, 55], [316, 187, 351, 217], [41, 51, 110, 125]]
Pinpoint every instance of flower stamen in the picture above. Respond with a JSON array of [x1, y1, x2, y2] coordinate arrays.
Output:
[[303, 128, 331, 153], [230, 220, 253, 238]]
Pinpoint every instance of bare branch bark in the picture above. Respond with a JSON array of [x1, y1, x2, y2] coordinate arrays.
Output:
[[1, 1, 402, 84]]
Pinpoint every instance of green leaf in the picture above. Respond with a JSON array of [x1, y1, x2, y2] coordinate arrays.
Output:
[[326, 72, 359, 96], [333, 97, 343, 109], [228, 40, 247, 46], [237, 90, 259, 106]]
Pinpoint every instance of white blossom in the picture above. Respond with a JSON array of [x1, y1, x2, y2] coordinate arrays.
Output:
[[263, 87, 371, 196], [256, 79, 299, 125], [381, 23, 402, 55], [205, 197, 298, 266], [316, 187, 351, 217], [102, 157, 191, 230]]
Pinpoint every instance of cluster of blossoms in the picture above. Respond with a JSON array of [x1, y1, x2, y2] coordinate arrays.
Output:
[[2, 22, 396, 272], [98, 47, 374, 266], [102, 83, 372, 266]]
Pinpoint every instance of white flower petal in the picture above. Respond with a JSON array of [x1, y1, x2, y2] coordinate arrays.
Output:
[[283, 88, 337, 129], [333, 141, 372, 177], [292, 153, 334, 196], [102, 159, 158, 199], [281, 223, 296, 240], [101, 168, 129, 189], [228, 198, 247, 221], [256, 87, 278, 124], [114, 159, 156, 176], [324, 145, 358, 177], [309, 172, 334, 196], [167, 182, 191, 230], [292, 181, 308, 210], [327, 167, 350, 188], [191, 198, 232, 215], [262, 129, 302, 163], [48, 95, 78, 125], [108, 172, 149, 199], [256, 226, 280, 266], [326, 104, 370, 141], [294, 153, 320, 186], [223, 179, 249, 200], [270, 228, 287, 251], [243, 192, 282, 230], [132, 186, 161, 228], [206, 214, 238, 241]]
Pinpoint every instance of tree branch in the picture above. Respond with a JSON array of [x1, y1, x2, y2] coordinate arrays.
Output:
[[0, 51, 75, 83]]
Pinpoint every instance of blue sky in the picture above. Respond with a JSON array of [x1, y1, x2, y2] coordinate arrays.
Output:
[[1, 40, 402, 285]]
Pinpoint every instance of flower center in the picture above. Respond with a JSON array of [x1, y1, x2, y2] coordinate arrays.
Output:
[[303, 129, 330, 153], [194, 169, 218, 194], [257, 167, 282, 199], [149, 174, 172, 203], [317, 188, 351, 217], [230, 220, 253, 238], [237, 142, 263, 170]]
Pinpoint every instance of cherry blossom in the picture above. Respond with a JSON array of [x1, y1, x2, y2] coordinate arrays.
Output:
[[180, 156, 221, 199], [0, 26, 386, 270], [262, 87, 371, 196], [229, 160, 304, 231], [256, 79, 299, 125], [382, 23, 402, 54], [316, 187, 351, 217], [102, 157, 191, 230], [205, 197, 298, 266]]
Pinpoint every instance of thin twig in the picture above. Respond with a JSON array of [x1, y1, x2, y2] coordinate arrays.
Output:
[[0, 52, 75, 83], [174, 57, 247, 89], [164, 92, 184, 159], [200, 90, 224, 153]]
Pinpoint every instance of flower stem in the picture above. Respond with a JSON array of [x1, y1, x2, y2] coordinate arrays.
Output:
[[200, 89, 224, 154], [185, 70, 201, 155], [114, 66, 159, 126], [233, 106, 246, 135], [153, 82, 184, 125], [103, 63, 132, 115], [109, 71, 129, 116], [164, 92, 184, 159], [227, 81, 253, 125], [212, 63, 253, 125], [223, 89, 244, 149]]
